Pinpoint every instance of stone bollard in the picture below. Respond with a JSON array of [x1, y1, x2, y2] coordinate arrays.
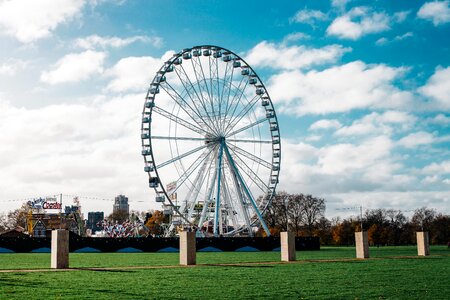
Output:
[[280, 231, 296, 262], [51, 229, 69, 269], [416, 232, 430, 256], [180, 231, 196, 265], [355, 231, 369, 259]]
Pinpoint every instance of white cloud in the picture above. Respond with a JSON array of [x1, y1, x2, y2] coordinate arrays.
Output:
[[75, 34, 163, 49], [305, 135, 322, 142], [327, 6, 391, 40], [419, 66, 450, 109], [0, 59, 27, 76], [317, 136, 393, 175], [423, 160, 450, 175], [245, 41, 351, 70], [290, 9, 328, 25], [331, 0, 351, 9], [398, 131, 435, 148], [279, 136, 413, 196], [428, 114, 450, 125], [40, 50, 106, 84], [309, 119, 342, 131], [417, 1, 450, 26], [0, 94, 156, 214], [327, 191, 449, 217], [423, 175, 440, 183], [376, 32, 413, 46], [282, 32, 310, 44], [393, 10, 411, 23], [0, 0, 85, 43], [336, 111, 416, 137], [375, 37, 388, 46], [104, 51, 174, 93], [394, 32, 414, 41], [268, 61, 412, 115]]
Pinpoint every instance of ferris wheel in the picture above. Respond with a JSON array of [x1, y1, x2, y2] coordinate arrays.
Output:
[[141, 45, 281, 237]]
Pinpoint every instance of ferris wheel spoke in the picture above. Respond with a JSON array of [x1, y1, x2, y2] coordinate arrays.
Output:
[[228, 144, 272, 169], [152, 136, 208, 141], [226, 118, 266, 138], [208, 56, 222, 133], [223, 143, 271, 236], [181, 63, 219, 134], [195, 55, 215, 116], [152, 106, 208, 136], [198, 151, 218, 229], [228, 147, 269, 193], [174, 65, 220, 134], [196, 55, 223, 135], [179, 152, 210, 218], [186, 157, 213, 221], [160, 82, 218, 135], [167, 146, 215, 197], [223, 77, 249, 131], [219, 63, 235, 133], [224, 94, 261, 135], [191, 55, 212, 107], [226, 138, 272, 144], [156, 143, 210, 169]]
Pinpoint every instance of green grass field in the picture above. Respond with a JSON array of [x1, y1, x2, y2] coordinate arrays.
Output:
[[0, 246, 449, 299]]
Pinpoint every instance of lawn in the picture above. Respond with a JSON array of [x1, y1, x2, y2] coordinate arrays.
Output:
[[0, 246, 449, 299]]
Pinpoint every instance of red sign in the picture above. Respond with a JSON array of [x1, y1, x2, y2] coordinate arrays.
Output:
[[43, 202, 62, 210]]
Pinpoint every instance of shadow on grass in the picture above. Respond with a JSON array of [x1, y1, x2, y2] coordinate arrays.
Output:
[[74, 268, 135, 273], [202, 264, 275, 268]]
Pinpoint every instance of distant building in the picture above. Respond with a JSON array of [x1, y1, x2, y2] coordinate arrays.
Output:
[[87, 211, 104, 234], [113, 194, 129, 216]]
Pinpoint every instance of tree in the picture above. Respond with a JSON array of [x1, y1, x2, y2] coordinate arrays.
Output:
[[5, 203, 30, 230], [287, 194, 304, 234], [108, 210, 129, 223], [263, 192, 326, 236], [313, 217, 332, 245], [301, 194, 325, 235], [145, 210, 168, 236], [411, 207, 436, 231], [430, 214, 450, 244], [263, 191, 289, 235], [331, 219, 356, 245]]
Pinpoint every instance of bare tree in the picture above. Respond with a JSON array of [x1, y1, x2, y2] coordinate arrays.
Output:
[[263, 191, 289, 234], [301, 194, 325, 235], [411, 207, 436, 231], [287, 194, 304, 234]]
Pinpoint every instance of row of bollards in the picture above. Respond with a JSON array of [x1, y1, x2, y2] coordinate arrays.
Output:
[[355, 231, 430, 259], [178, 231, 297, 265], [49, 230, 430, 269]]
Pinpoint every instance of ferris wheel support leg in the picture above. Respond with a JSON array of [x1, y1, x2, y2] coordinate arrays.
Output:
[[223, 143, 271, 237], [226, 154, 253, 236], [213, 141, 224, 237], [198, 151, 218, 229]]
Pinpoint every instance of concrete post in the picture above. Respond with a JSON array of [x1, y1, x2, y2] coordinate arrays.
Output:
[[355, 231, 369, 259], [51, 229, 69, 269], [180, 231, 196, 265], [281, 231, 296, 262], [416, 231, 430, 256]]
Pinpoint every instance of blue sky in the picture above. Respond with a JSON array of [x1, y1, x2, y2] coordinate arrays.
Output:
[[0, 0, 449, 218]]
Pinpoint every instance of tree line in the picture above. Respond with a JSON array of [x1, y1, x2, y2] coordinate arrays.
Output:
[[261, 192, 449, 245], [1, 195, 449, 245]]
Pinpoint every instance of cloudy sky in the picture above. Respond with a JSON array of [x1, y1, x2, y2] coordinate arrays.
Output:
[[0, 0, 449, 218]]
